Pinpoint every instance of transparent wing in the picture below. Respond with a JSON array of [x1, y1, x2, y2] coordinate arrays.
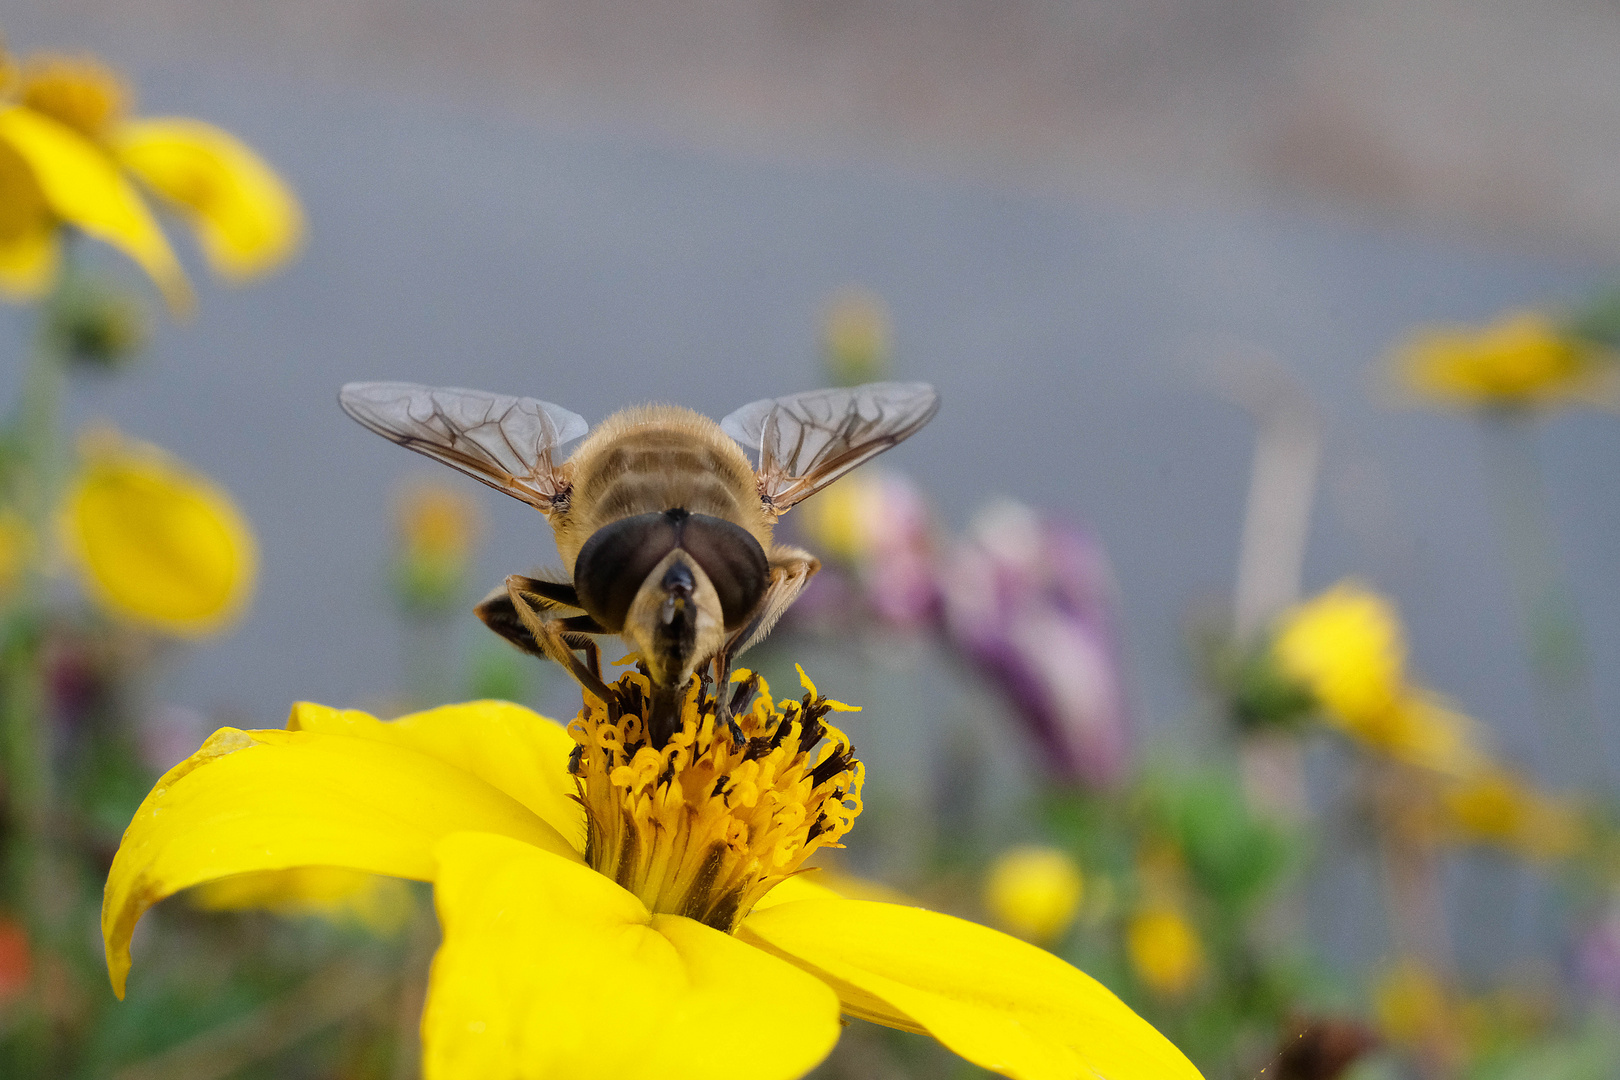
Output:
[[339, 382, 588, 510], [720, 381, 939, 511]]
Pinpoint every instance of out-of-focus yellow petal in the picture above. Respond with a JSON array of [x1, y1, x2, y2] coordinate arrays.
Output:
[[1274, 581, 1405, 722], [115, 118, 302, 282], [0, 136, 59, 299], [103, 726, 577, 998], [61, 432, 256, 637], [985, 846, 1084, 944], [288, 700, 586, 853], [423, 832, 840, 1080], [0, 105, 191, 311], [17, 53, 130, 140], [190, 866, 415, 935], [742, 898, 1203, 1080], [1354, 690, 1487, 778]]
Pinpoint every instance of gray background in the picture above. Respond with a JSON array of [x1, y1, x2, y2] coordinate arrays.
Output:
[[1, 2, 1616, 821]]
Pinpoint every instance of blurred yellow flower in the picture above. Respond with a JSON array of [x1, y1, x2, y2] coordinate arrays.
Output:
[[0, 43, 301, 307], [1274, 582, 1404, 721], [801, 472, 879, 563], [822, 287, 891, 386], [1390, 310, 1619, 410], [1373, 959, 1458, 1054], [1441, 769, 1584, 861], [105, 671, 1203, 1080], [393, 479, 483, 612], [1274, 582, 1485, 776], [191, 866, 414, 935], [984, 845, 1084, 944], [1127, 906, 1204, 998], [61, 430, 256, 636]]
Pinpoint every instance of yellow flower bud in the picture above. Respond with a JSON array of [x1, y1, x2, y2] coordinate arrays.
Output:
[[61, 429, 256, 636], [984, 846, 1084, 944], [1126, 906, 1204, 997]]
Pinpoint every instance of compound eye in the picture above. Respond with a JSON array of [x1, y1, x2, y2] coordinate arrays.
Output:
[[573, 512, 680, 632], [679, 514, 769, 630]]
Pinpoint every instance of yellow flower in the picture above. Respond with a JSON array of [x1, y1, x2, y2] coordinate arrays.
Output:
[[104, 669, 1202, 1080], [61, 430, 256, 636], [0, 45, 301, 307], [191, 867, 415, 936], [1441, 769, 1583, 861], [1274, 582, 1485, 776], [822, 286, 891, 386], [985, 846, 1084, 945], [800, 472, 879, 563], [1126, 906, 1204, 998], [1274, 582, 1404, 721], [1373, 959, 1456, 1052], [1390, 310, 1619, 409], [393, 479, 483, 612]]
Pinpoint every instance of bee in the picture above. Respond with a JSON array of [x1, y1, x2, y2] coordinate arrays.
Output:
[[339, 380, 939, 744]]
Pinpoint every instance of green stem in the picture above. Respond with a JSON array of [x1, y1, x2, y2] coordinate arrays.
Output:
[[1476, 412, 1598, 785]]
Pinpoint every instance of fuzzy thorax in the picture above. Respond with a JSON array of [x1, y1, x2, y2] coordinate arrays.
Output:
[[567, 665, 864, 932]]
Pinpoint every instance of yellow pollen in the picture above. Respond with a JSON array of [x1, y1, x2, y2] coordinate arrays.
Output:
[[568, 666, 864, 932]]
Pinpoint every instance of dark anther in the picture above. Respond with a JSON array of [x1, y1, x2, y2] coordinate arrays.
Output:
[[711, 776, 730, 798], [657, 754, 677, 788], [728, 672, 760, 717], [805, 818, 825, 843], [797, 715, 828, 753], [810, 747, 856, 788], [567, 744, 585, 776], [725, 713, 746, 747]]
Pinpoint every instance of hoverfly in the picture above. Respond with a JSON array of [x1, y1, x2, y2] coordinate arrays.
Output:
[[339, 380, 939, 744]]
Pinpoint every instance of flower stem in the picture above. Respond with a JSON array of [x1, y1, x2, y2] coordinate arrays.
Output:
[[1477, 412, 1598, 785]]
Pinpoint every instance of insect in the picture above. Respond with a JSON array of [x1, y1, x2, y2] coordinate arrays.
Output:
[[339, 380, 939, 744]]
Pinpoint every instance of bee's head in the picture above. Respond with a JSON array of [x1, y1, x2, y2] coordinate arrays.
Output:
[[574, 509, 769, 687]]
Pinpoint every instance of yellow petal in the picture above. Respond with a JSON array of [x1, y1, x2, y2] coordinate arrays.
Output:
[[743, 898, 1203, 1080], [0, 136, 59, 299], [0, 105, 191, 311], [0, 222, 57, 300], [424, 832, 840, 1080], [61, 431, 256, 637], [115, 118, 302, 282], [289, 700, 585, 853], [190, 866, 415, 935], [103, 726, 576, 998]]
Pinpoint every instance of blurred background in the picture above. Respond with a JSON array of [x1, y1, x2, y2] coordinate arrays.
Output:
[[1, 1, 1618, 1078]]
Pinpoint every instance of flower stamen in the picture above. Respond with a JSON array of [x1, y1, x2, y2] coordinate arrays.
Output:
[[568, 665, 864, 932]]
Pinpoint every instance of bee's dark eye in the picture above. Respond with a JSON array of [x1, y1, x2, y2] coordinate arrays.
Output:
[[574, 512, 680, 633], [680, 514, 769, 630], [574, 510, 769, 633]]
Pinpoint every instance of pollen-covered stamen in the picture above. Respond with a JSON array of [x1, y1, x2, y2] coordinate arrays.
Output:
[[567, 663, 864, 932]]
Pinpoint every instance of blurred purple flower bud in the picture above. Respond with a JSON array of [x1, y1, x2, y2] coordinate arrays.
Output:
[[940, 502, 1129, 788], [858, 474, 941, 629]]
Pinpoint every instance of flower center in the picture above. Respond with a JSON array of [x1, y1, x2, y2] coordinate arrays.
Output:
[[567, 664, 864, 932]]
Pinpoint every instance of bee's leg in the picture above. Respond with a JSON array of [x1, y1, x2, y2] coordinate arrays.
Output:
[[579, 637, 603, 683], [711, 547, 820, 745], [503, 577, 614, 704], [507, 575, 584, 611], [710, 652, 747, 746]]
